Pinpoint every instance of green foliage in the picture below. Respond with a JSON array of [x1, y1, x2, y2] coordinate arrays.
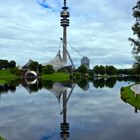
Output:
[[121, 87, 125, 92], [42, 65, 54, 74], [0, 136, 5, 140], [105, 65, 117, 75], [93, 65, 106, 75], [129, 1, 140, 73], [10, 67, 21, 76], [8, 60, 16, 68], [28, 61, 38, 71], [70, 72, 81, 80], [93, 65, 100, 75], [77, 65, 88, 74], [133, 62, 140, 74], [99, 65, 105, 75], [0, 59, 8, 69], [0, 59, 16, 69], [117, 68, 134, 75], [37, 64, 42, 74], [93, 65, 117, 75]]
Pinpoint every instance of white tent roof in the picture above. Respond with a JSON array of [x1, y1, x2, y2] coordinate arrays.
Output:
[[42, 50, 67, 71]]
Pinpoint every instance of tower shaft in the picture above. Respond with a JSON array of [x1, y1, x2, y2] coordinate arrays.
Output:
[[60, 0, 70, 63], [63, 27, 67, 63]]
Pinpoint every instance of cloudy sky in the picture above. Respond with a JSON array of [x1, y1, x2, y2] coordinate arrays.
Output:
[[0, 0, 138, 68]]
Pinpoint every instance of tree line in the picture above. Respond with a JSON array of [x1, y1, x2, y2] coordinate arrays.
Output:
[[0, 59, 16, 69], [0, 58, 138, 77], [92, 65, 135, 75]]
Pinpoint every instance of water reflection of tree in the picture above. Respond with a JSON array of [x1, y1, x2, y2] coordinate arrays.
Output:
[[117, 76, 140, 83], [76, 79, 89, 90], [1, 76, 140, 94], [41, 80, 53, 89], [93, 77, 116, 88], [0, 79, 20, 94], [106, 77, 116, 88]]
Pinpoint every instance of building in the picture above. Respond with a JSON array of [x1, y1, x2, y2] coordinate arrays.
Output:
[[81, 56, 90, 69]]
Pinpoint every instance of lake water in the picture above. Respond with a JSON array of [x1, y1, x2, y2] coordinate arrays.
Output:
[[0, 77, 140, 140]]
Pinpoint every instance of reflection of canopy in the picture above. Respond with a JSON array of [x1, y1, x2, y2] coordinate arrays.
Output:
[[42, 50, 67, 71], [50, 83, 67, 103]]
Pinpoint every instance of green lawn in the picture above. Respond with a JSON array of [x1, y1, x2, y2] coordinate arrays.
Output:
[[0, 69, 21, 84], [0, 69, 16, 77], [41, 72, 70, 82], [0, 69, 70, 83], [0, 136, 5, 140], [120, 84, 140, 110]]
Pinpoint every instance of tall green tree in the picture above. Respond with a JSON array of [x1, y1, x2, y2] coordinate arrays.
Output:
[[129, 1, 140, 73], [93, 65, 100, 75], [8, 60, 16, 68], [0, 59, 8, 69], [28, 61, 38, 71], [77, 65, 88, 74], [105, 65, 117, 75]]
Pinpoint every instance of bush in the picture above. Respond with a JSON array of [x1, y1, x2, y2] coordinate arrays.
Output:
[[42, 65, 54, 74], [10, 68, 21, 76], [121, 87, 125, 92]]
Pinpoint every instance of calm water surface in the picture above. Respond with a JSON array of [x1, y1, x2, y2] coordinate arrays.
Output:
[[0, 78, 140, 140]]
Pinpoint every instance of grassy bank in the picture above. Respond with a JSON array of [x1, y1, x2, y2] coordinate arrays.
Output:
[[41, 72, 70, 82], [120, 84, 140, 110], [0, 69, 70, 83], [0, 69, 21, 84], [0, 136, 5, 140]]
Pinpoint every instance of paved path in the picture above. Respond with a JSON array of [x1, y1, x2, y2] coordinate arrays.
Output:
[[131, 84, 140, 94]]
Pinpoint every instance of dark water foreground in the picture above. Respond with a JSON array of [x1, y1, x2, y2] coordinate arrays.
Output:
[[0, 77, 140, 140]]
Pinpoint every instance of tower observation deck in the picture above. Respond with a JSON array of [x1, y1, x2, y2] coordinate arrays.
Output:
[[60, 0, 70, 63]]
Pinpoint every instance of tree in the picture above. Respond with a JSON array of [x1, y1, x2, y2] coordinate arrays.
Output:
[[42, 65, 54, 74], [105, 65, 117, 75], [10, 67, 21, 76], [37, 64, 43, 74], [93, 65, 100, 75], [99, 65, 105, 75], [8, 60, 16, 68], [133, 62, 140, 74], [129, 1, 140, 73], [28, 61, 38, 71], [77, 65, 88, 74], [0, 59, 8, 69]]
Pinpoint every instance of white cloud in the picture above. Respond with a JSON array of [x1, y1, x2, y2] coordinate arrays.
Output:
[[0, 0, 137, 68]]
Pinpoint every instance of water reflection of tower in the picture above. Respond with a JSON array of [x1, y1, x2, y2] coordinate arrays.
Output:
[[59, 83, 74, 140], [60, 91, 69, 140]]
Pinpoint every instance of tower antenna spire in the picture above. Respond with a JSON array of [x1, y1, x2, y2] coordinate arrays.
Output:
[[64, 0, 66, 7]]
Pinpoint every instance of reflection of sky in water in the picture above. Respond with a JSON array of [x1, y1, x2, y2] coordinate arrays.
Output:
[[0, 81, 140, 140]]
